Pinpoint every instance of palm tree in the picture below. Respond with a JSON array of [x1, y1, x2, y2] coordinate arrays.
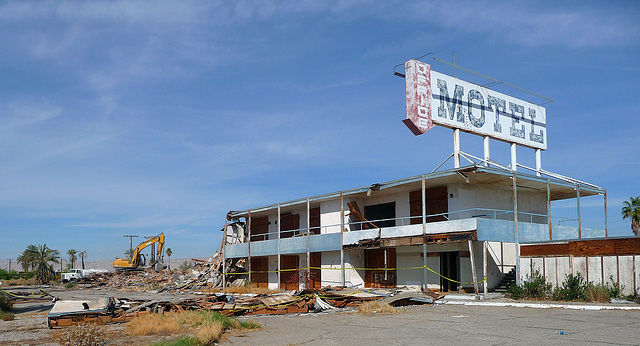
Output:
[[66, 249, 78, 269], [622, 196, 640, 236], [165, 248, 173, 270], [78, 250, 88, 269], [16, 244, 38, 272], [33, 244, 60, 284]]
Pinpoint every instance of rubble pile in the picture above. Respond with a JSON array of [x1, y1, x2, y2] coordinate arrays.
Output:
[[79, 234, 248, 292], [47, 287, 440, 327]]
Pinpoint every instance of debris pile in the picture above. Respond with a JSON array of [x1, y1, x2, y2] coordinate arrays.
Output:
[[48, 287, 439, 327]]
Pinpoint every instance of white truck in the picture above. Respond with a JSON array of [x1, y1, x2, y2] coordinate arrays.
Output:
[[61, 269, 108, 283]]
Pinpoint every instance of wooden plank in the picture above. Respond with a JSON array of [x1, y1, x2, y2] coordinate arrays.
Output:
[[522, 238, 640, 257], [381, 236, 424, 247], [521, 243, 569, 257], [614, 238, 640, 255], [570, 239, 615, 256]]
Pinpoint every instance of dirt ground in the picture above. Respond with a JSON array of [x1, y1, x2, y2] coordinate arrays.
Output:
[[0, 285, 203, 345], [2, 285, 640, 345]]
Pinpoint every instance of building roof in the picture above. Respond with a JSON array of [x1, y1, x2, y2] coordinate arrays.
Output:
[[226, 165, 605, 220]]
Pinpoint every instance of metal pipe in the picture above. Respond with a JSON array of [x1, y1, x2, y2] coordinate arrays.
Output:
[[454, 129, 460, 168], [422, 175, 427, 291], [577, 184, 581, 239], [340, 192, 345, 287], [222, 218, 227, 289], [535, 149, 542, 177], [277, 203, 281, 289], [483, 241, 488, 297], [547, 180, 552, 240], [483, 136, 490, 167], [468, 240, 479, 300], [306, 197, 311, 288], [247, 211, 252, 283], [604, 190, 609, 237], [513, 172, 520, 285], [510, 143, 517, 172]]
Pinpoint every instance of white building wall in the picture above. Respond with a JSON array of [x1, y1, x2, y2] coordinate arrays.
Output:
[[345, 249, 365, 288], [267, 255, 278, 290], [449, 184, 548, 222], [321, 251, 342, 287], [321, 200, 342, 234], [587, 257, 603, 285], [521, 255, 638, 296], [396, 246, 423, 289]]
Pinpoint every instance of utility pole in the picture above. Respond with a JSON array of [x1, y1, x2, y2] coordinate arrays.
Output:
[[6, 259, 11, 273], [123, 235, 139, 257]]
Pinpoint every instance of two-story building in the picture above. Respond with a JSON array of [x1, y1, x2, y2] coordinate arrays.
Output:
[[221, 164, 606, 293]]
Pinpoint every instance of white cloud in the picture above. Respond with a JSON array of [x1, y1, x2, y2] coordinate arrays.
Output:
[[402, 1, 639, 48]]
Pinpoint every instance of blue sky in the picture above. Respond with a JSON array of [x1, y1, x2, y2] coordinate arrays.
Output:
[[1, 1, 638, 262]]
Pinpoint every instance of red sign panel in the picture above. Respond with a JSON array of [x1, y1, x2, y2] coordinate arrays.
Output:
[[403, 59, 433, 135]]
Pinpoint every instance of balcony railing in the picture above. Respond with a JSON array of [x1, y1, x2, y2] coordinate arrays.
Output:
[[247, 208, 577, 242]]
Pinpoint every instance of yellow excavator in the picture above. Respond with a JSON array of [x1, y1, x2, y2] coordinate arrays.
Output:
[[113, 233, 165, 271]]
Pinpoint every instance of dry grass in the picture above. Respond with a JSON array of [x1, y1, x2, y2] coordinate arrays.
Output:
[[585, 284, 611, 303], [127, 310, 259, 345], [357, 301, 397, 315], [0, 278, 36, 286], [195, 323, 225, 344], [53, 323, 106, 346], [0, 310, 14, 321], [125, 312, 182, 336]]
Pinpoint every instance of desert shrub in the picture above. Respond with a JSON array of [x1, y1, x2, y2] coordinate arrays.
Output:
[[0, 310, 14, 321], [0, 270, 34, 281], [553, 273, 586, 301], [585, 276, 623, 302], [585, 283, 610, 303], [522, 270, 552, 299], [0, 293, 13, 311], [505, 270, 551, 300], [506, 284, 524, 300], [52, 323, 106, 346], [606, 276, 622, 298], [357, 301, 397, 315]]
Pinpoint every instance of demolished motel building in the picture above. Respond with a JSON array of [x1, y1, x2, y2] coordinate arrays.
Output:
[[217, 56, 640, 295], [221, 164, 612, 294]]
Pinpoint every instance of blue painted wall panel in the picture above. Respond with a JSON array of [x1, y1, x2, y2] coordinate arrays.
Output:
[[251, 239, 278, 257], [280, 237, 308, 255], [310, 233, 341, 252], [224, 243, 248, 259]]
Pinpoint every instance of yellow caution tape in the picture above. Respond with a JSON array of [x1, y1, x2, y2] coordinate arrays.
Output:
[[0, 289, 51, 299]]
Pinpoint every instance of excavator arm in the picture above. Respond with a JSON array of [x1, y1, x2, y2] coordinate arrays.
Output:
[[113, 233, 165, 270]]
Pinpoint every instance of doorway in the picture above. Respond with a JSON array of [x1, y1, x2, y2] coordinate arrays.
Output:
[[309, 252, 321, 289], [364, 248, 397, 288], [440, 252, 459, 292], [410, 186, 448, 224], [250, 257, 269, 288], [280, 255, 299, 290], [364, 202, 396, 229]]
